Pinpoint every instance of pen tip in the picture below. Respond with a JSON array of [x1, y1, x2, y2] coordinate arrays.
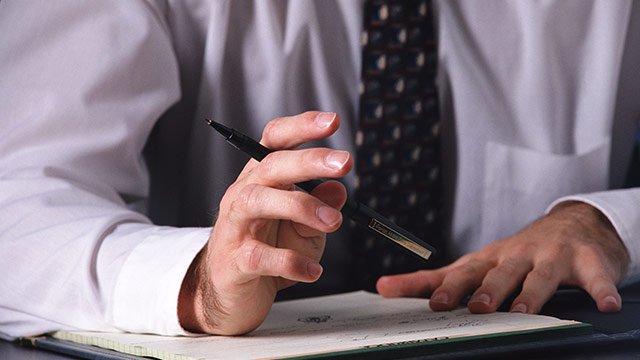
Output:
[[204, 118, 233, 138]]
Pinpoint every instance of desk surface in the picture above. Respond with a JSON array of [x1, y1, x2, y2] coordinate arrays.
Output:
[[3, 283, 640, 360]]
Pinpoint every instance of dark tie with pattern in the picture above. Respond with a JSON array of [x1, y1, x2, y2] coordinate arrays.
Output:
[[353, 0, 445, 292]]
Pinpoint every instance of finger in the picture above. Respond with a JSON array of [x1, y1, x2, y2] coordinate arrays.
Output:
[[376, 269, 446, 298], [235, 157, 265, 184], [228, 184, 343, 234], [248, 148, 352, 188], [467, 258, 532, 313], [278, 223, 326, 260], [235, 239, 323, 283], [575, 248, 624, 312], [311, 180, 348, 209], [293, 180, 348, 238], [591, 278, 622, 313], [261, 111, 340, 150], [583, 272, 622, 312], [509, 260, 563, 314], [428, 259, 493, 311]]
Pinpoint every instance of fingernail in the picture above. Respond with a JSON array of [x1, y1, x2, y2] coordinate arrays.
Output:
[[315, 112, 336, 128], [431, 292, 449, 304], [603, 295, 619, 307], [307, 262, 323, 278], [325, 150, 349, 170], [470, 293, 491, 306], [511, 303, 528, 313], [317, 205, 341, 226]]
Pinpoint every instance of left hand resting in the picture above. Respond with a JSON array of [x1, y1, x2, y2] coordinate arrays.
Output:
[[376, 201, 630, 314]]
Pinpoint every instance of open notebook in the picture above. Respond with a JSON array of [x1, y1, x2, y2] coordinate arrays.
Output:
[[36, 291, 590, 359]]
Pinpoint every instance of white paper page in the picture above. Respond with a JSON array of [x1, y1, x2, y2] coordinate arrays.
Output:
[[53, 291, 581, 360]]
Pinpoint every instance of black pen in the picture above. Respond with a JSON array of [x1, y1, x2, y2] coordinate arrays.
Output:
[[205, 119, 436, 261]]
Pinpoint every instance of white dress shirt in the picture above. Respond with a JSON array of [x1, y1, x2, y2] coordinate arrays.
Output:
[[1, 0, 639, 340]]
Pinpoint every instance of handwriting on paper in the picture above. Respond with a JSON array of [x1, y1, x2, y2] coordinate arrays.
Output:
[[297, 315, 331, 324]]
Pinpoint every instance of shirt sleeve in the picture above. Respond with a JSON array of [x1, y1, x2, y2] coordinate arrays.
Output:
[[547, 188, 640, 286], [0, 0, 208, 340]]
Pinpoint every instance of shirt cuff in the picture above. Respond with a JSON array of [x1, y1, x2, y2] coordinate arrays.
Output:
[[112, 226, 210, 335], [546, 188, 640, 286]]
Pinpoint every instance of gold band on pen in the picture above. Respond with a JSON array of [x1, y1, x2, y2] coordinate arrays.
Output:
[[367, 219, 433, 260]]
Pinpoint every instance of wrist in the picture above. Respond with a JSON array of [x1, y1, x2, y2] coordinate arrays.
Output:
[[178, 247, 207, 333]]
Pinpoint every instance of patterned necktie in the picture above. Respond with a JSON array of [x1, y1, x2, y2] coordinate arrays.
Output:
[[353, 0, 445, 292]]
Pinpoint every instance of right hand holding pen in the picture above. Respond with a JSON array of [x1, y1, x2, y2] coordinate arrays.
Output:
[[178, 111, 351, 335]]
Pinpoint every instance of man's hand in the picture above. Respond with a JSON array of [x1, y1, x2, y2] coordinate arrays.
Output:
[[377, 201, 630, 314], [178, 111, 351, 335]]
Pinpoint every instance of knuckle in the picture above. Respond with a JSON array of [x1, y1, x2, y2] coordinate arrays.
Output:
[[259, 153, 280, 180], [278, 249, 300, 274], [220, 182, 240, 208], [300, 149, 319, 169], [454, 260, 482, 279], [454, 253, 475, 265], [235, 183, 262, 212], [511, 242, 536, 258], [262, 119, 280, 142], [548, 239, 574, 257], [554, 224, 576, 241], [286, 192, 307, 214], [491, 259, 520, 279], [587, 271, 613, 285], [578, 244, 606, 263], [530, 262, 556, 282], [459, 264, 478, 279], [302, 110, 319, 118], [226, 181, 240, 195], [239, 241, 264, 273]]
